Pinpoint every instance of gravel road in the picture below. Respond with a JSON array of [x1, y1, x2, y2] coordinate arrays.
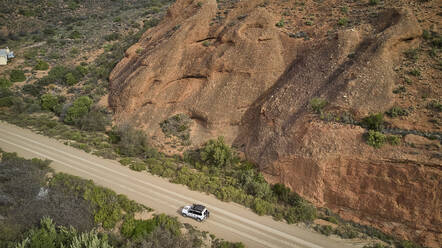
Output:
[[0, 121, 359, 248]]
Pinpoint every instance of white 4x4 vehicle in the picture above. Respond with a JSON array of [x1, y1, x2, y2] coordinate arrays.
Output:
[[182, 204, 210, 222]]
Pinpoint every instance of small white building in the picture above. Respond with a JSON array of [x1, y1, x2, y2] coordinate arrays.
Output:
[[0, 47, 14, 65]]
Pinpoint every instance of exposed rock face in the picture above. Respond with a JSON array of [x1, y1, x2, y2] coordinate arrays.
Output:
[[109, 0, 441, 246]]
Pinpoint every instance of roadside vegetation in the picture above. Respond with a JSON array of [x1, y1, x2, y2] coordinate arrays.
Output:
[[0, 150, 243, 248], [0, 0, 437, 247]]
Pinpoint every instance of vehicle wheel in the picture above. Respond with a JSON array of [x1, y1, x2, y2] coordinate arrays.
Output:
[[182, 213, 187, 217], [197, 218, 202, 222]]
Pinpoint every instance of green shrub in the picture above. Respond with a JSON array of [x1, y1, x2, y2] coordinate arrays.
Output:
[[338, 18, 348, 26], [310, 97, 327, 114], [393, 86, 406, 94], [0, 96, 14, 107], [427, 100, 442, 112], [65, 72, 78, 85], [10, 70, 26, 82], [404, 49, 419, 62], [200, 137, 235, 168], [47, 65, 81, 85], [40, 94, 59, 112], [116, 124, 150, 157], [131, 219, 156, 239], [0, 77, 12, 88], [104, 33, 120, 41], [361, 113, 384, 131], [69, 30, 81, 39], [408, 69, 421, 77], [387, 135, 401, 146], [275, 19, 284, 27], [64, 96, 93, 125], [75, 65, 88, 76], [77, 107, 110, 131], [160, 114, 191, 142], [202, 40, 210, 47], [252, 198, 273, 216], [314, 225, 333, 236], [363, 244, 389, 248], [34, 60, 49, 70], [130, 162, 146, 171], [364, 130, 386, 148], [50, 173, 142, 229], [386, 106, 408, 117], [119, 157, 133, 166], [14, 217, 111, 248], [334, 224, 359, 239], [369, 0, 379, 5], [22, 84, 43, 97]]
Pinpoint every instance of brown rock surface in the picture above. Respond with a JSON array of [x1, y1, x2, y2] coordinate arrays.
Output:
[[110, 0, 441, 246]]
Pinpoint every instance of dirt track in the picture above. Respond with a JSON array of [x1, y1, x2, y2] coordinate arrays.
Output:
[[0, 121, 360, 248]]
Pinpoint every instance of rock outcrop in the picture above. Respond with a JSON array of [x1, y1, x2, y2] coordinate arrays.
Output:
[[109, 0, 441, 246]]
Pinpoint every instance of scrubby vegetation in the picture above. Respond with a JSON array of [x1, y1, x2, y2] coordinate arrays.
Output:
[[361, 113, 384, 131], [9, 70, 26, 82], [309, 97, 327, 114], [15, 217, 111, 248], [160, 113, 192, 144], [386, 106, 409, 118], [0, 151, 242, 248]]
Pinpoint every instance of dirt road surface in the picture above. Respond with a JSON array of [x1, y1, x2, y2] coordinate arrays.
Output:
[[0, 121, 360, 248]]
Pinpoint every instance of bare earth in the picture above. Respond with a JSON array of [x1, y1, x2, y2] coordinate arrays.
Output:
[[0, 121, 363, 248]]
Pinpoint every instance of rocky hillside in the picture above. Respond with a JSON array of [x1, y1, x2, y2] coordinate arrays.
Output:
[[109, 0, 441, 246]]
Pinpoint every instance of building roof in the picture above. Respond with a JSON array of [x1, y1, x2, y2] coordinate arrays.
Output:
[[0, 50, 7, 57]]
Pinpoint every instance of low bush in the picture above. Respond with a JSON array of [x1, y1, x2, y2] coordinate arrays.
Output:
[[160, 113, 191, 142], [10, 70, 26, 82], [338, 18, 348, 26], [40, 93, 59, 111], [393, 86, 406, 94], [50, 173, 142, 229], [386, 106, 408, 117], [22, 84, 43, 97], [427, 100, 441, 112], [14, 217, 111, 248], [200, 137, 235, 168], [404, 48, 419, 62], [361, 113, 384, 131], [130, 162, 146, 171], [34, 60, 49, 70], [408, 69, 421, 77], [275, 19, 284, 27], [77, 107, 110, 131], [0, 77, 12, 88], [314, 225, 333, 236], [387, 135, 401, 146], [310, 97, 327, 114], [0, 96, 14, 107], [104, 33, 120, 41], [115, 123, 150, 157], [365, 130, 386, 148], [64, 96, 93, 125]]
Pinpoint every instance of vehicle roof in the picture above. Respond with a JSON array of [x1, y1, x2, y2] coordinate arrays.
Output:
[[192, 204, 206, 212]]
